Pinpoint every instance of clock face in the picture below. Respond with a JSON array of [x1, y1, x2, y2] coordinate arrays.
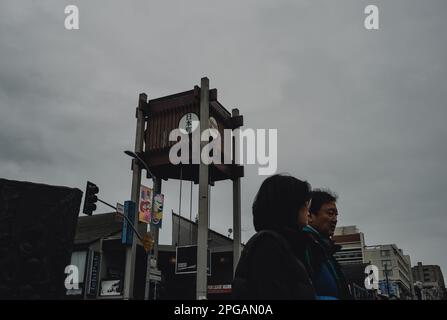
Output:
[[178, 113, 219, 134], [178, 113, 199, 134]]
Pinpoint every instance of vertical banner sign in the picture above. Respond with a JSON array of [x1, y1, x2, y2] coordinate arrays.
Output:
[[139, 185, 153, 224], [122, 200, 136, 245], [151, 194, 164, 228], [87, 251, 101, 297]]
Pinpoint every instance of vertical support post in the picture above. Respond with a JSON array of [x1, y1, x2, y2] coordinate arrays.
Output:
[[232, 108, 242, 276], [123, 93, 147, 300], [145, 178, 162, 300], [196, 77, 210, 300]]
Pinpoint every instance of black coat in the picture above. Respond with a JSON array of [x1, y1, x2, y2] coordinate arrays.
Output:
[[232, 228, 316, 300]]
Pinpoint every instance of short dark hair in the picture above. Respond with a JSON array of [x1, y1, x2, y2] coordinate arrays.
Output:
[[309, 189, 338, 215], [252, 174, 311, 231]]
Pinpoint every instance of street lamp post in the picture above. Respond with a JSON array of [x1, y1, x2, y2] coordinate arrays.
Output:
[[124, 151, 156, 181], [122, 95, 146, 300], [124, 150, 160, 300]]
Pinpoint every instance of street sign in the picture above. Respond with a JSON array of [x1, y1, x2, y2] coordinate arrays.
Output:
[[175, 245, 211, 275], [150, 269, 161, 276], [122, 200, 136, 245], [115, 202, 124, 222], [87, 251, 101, 297], [116, 203, 124, 215], [141, 232, 154, 253], [150, 274, 161, 282], [149, 269, 162, 282], [208, 284, 232, 294]]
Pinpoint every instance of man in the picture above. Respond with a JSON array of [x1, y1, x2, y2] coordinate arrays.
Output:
[[301, 189, 351, 300]]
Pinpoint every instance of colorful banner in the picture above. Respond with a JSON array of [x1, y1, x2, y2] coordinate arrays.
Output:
[[151, 194, 164, 228], [138, 185, 153, 224]]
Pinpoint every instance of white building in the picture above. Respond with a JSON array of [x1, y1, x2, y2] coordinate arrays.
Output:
[[333, 226, 366, 265], [364, 244, 414, 299]]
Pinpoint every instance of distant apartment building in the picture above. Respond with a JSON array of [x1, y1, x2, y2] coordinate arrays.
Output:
[[364, 244, 414, 299], [332, 226, 376, 299], [412, 262, 446, 300], [333, 226, 366, 265]]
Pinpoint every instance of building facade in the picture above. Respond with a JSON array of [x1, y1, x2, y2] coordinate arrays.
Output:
[[332, 226, 376, 299], [333, 226, 366, 265], [364, 244, 414, 299], [412, 262, 446, 300], [66, 212, 148, 299], [67, 212, 240, 300]]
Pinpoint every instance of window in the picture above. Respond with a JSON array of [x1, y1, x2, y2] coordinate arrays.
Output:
[[381, 250, 390, 257], [383, 270, 393, 277], [382, 260, 392, 268], [66, 250, 88, 296]]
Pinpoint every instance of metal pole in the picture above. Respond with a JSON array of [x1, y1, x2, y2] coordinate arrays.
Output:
[[232, 109, 242, 276], [123, 93, 147, 300], [145, 178, 162, 300], [97, 198, 144, 241], [97, 198, 117, 211], [196, 77, 210, 300], [178, 166, 183, 246], [189, 181, 193, 244], [385, 264, 390, 297]]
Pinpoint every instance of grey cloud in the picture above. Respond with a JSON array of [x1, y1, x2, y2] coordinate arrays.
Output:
[[1, 0, 446, 276]]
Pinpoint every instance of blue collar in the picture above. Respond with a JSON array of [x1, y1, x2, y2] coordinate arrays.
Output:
[[302, 225, 335, 250]]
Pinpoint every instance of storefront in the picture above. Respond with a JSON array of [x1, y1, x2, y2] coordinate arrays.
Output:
[[66, 213, 146, 299]]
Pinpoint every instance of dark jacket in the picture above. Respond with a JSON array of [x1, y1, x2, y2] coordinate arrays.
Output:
[[301, 225, 352, 300], [232, 228, 316, 300]]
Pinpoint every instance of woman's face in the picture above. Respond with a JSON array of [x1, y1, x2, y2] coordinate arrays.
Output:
[[297, 201, 311, 228]]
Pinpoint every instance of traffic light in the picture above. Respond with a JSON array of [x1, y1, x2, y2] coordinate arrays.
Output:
[[82, 181, 99, 215]]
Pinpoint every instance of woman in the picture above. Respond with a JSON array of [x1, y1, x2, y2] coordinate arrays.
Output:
[[232, 174, 316, 300]]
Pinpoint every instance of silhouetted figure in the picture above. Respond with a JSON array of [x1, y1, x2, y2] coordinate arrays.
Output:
[[232, 174, 316, 300]]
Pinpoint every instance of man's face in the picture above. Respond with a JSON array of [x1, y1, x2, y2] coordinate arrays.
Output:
[[309, 201, 338, 237]]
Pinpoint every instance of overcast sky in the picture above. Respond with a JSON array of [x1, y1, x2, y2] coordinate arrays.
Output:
[[1, 0, 446, 278]]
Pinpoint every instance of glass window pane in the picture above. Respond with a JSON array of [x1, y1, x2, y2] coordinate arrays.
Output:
[[70, 251, 87, 283]]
